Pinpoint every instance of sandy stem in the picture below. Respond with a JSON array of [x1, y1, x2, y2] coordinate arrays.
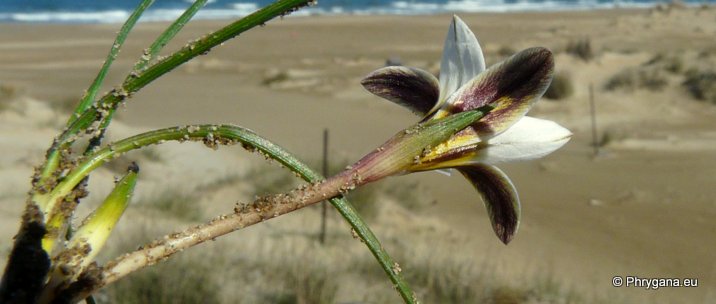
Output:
[[67, 171, 355, 302]]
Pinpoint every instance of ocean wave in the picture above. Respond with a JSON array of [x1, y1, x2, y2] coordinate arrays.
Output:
[[0, 7, 262, 24], [0, 0, 707, 23], [1, 11, 131, 23]]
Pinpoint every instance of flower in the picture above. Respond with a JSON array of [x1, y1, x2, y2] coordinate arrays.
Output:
[[358, 16, 571, 244]]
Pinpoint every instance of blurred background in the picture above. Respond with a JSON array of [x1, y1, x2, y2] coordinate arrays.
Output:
[[1, 1, 715, 303]]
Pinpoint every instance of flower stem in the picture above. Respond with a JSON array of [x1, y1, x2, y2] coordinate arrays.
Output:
[[48, 123, 417, 303], [69, 179, 395, 302]]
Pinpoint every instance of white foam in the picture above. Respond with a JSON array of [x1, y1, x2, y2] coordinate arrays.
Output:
[[5, 11, 130, 23], [392, 1, 442, 12], [231, 3, 258, 12], [0, 3, 261, 23], [0, 0, 689, 24]]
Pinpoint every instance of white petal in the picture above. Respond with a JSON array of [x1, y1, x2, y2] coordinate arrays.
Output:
[[475, 116, 572, 164], [431, 15, 486, 115]]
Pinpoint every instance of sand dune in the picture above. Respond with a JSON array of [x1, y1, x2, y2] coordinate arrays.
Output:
[[1, 7, 715, 303]]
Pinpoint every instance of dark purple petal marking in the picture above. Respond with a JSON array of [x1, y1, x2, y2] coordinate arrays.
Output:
[[458, 164, 520, 244], [361, 66, 440, 115], [443, 47, 554, 137]]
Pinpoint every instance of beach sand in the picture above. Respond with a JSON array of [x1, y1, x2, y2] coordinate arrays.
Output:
[[1, 6, 715, 303]]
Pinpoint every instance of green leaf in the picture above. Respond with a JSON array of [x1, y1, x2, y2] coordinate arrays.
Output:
[[41, 165, 138, 256], [50, 124, 418, 303], [71, 165, 138, 265], [81, 0, 210, 157], [39, 166, 138, 302], [38, 0, 313, 193], [36, 0, 154, 196], [133, 0, 209, 71], [54, 0, 315, 151], [68, 0, 155, 126]]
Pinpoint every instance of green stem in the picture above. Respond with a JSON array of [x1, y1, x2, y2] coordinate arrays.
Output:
[[52, 124, 416, 303], [133, 0, 209, 72], [37, 0, 155, 190], [328, 198, 415, 302], [82, 0, 208, 155], [39, 168, 137, 304], [38, 0, 313, 191], [122, 0, 312, 91], [46, 107, 490, 302], [69, 0, 155, 125], [55, 0, 313, 150]]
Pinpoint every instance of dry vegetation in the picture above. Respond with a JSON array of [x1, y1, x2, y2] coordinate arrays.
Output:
[[544, 71, 574, 100], [565, 38, 594, 62], [89, 162, 615, 304], [139, 189, 204, 221], [3, 8, 716, 304], [0, 82, 21, 112], [604, 67, 668, 92], [101, 253, 222, 304], [603, 50, 716, 100], [683, 70, 716, 104], [48, 95, 83, 114]]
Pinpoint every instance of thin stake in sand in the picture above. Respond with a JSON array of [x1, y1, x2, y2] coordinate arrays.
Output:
[[589, 83, 599, 155], [320, 128, 329, 244]]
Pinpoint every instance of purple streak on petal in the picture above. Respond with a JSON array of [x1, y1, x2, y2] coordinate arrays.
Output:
[[458, 164, 520, 244], [361, 66, 440, 115], [446, 47, 554, 137]]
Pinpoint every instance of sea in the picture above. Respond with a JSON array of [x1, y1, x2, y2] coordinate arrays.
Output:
[[0, 0, 713, 23]]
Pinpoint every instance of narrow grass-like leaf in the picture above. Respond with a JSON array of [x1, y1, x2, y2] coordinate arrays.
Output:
[[39, 108, 489, 229], [22, 1, 419, 302], [82, 0, 209, 156], [49, 124, 417, 303], [70, 165, 138, 267], [39, 168, 138, 302], [69, 0, 155, 125], [133, 0, 209, 71], [52, 0, 313, 150], [37, 0, 154, 191], [39, 110, 490, 304], [327, 198, 416, 303], [38, 0, 313, 191]]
